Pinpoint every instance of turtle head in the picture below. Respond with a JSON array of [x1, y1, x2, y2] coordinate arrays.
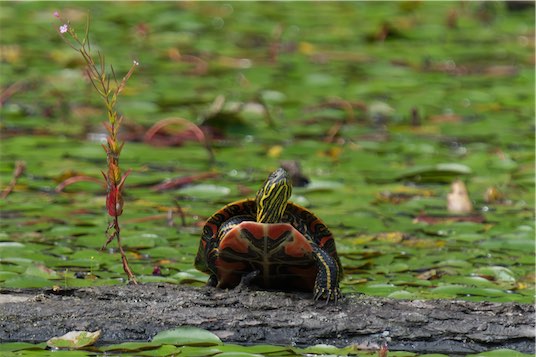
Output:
[[255, 168, 292, 223]]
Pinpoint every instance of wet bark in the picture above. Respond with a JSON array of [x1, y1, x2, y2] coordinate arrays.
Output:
[[0, 284, 533, 354]]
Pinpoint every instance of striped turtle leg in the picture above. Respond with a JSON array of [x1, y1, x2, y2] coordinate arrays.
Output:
[[311, 245, 342, 302], [207, 274, 218, 287]]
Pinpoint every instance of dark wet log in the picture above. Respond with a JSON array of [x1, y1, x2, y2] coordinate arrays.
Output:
[[0, 284, 533, 354]]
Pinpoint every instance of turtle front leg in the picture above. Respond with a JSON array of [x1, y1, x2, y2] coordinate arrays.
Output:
[[311, 245, 342, 303], [207, 274, 218, 287], [239, 270, 260, 287]]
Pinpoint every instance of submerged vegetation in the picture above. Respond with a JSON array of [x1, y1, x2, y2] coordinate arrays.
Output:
[[0, 1, 534, 355]]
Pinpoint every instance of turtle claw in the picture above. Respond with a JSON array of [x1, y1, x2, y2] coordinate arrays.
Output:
[[238, 270, 260, 288], [313, 286, 342, 304], [207, 274, 218, 287]]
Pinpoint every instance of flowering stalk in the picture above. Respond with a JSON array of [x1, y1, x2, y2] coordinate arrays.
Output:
[[56, 12, 138, 284]]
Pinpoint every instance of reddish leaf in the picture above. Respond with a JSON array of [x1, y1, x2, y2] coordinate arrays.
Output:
[[106, 184, 123, 217], [151, 172, 218, 191]]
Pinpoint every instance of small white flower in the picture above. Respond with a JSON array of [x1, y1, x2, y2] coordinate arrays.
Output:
[[59, 24, 68, 34], [133, 60, 139, 66]]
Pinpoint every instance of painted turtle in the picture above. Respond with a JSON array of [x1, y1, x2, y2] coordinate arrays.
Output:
[[195, 168, 343, 301]]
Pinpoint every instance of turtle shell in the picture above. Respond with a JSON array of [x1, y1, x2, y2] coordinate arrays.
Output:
[[195, 199, 342, 293]]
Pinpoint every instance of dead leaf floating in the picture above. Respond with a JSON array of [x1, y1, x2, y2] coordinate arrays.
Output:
[[447, 179, 473, 214], [484, 186, 504, 203], [47, 330, 101, 349]]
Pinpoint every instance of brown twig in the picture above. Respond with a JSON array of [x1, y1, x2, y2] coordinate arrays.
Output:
[[324, 122, 344, 143], [268, 23, 283, 63], [174, 199, 187, 227], [256, 93, 277, 129], [0, 81, 25, 107], [305, 99, 366, 118], [1, 161, 26, 199], [167, 48, 208, 75]]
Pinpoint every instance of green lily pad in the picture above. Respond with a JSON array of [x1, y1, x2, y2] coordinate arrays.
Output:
[[0, 271, 19, 282], [395, 163, 472, 183], [101, 341, 162, 352], [0, 342, 47, 352], [216, 353, 264, 357], [136, 344, 182, 356], [172, 270, 208, 284], [431, 285, 508, 298], [136, 275, 178, 284], [387, 290, 419, 300], [466, 349, 534, 357], [475, 266, 517, 283], [217, 343, 295, 355], [178, 346, 227, 356], [295, 180, 344, 193], [301, 344, 346, 355], [151, 327, 222, 346], [24, 263, 60, 279], [0, 242, 25, 248], [178, 184, 231, 200], [3, 275, 55, 288]]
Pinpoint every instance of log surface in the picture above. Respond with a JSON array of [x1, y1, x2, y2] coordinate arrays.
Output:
[[0, 284, 534, 354]]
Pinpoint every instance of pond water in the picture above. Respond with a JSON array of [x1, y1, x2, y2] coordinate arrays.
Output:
[[0, 1, 534, 356]]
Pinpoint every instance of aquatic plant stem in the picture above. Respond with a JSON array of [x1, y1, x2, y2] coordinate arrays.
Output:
[[56, 12, 138, 284], [105, 214, 137, 284]]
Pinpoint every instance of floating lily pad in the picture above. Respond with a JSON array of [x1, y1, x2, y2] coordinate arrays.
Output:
[[395, 163, 472, 183], [3, 275, 55, 288], [135, 344, 182, 356], [0, 342, 47, 352], [151, 327, 222, 346], [172, 270, 209, 284], [295, 180, 344, 193], [137, 275, 178, 284], [475, 266, 517, 283], [466, 349, 533, 357], [178, 184, 231, 200]]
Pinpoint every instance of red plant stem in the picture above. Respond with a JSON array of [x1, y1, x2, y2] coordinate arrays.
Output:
[[104, 215, 137, 284], [115, 217, 137, 284], [1, 161, 26, 199]]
